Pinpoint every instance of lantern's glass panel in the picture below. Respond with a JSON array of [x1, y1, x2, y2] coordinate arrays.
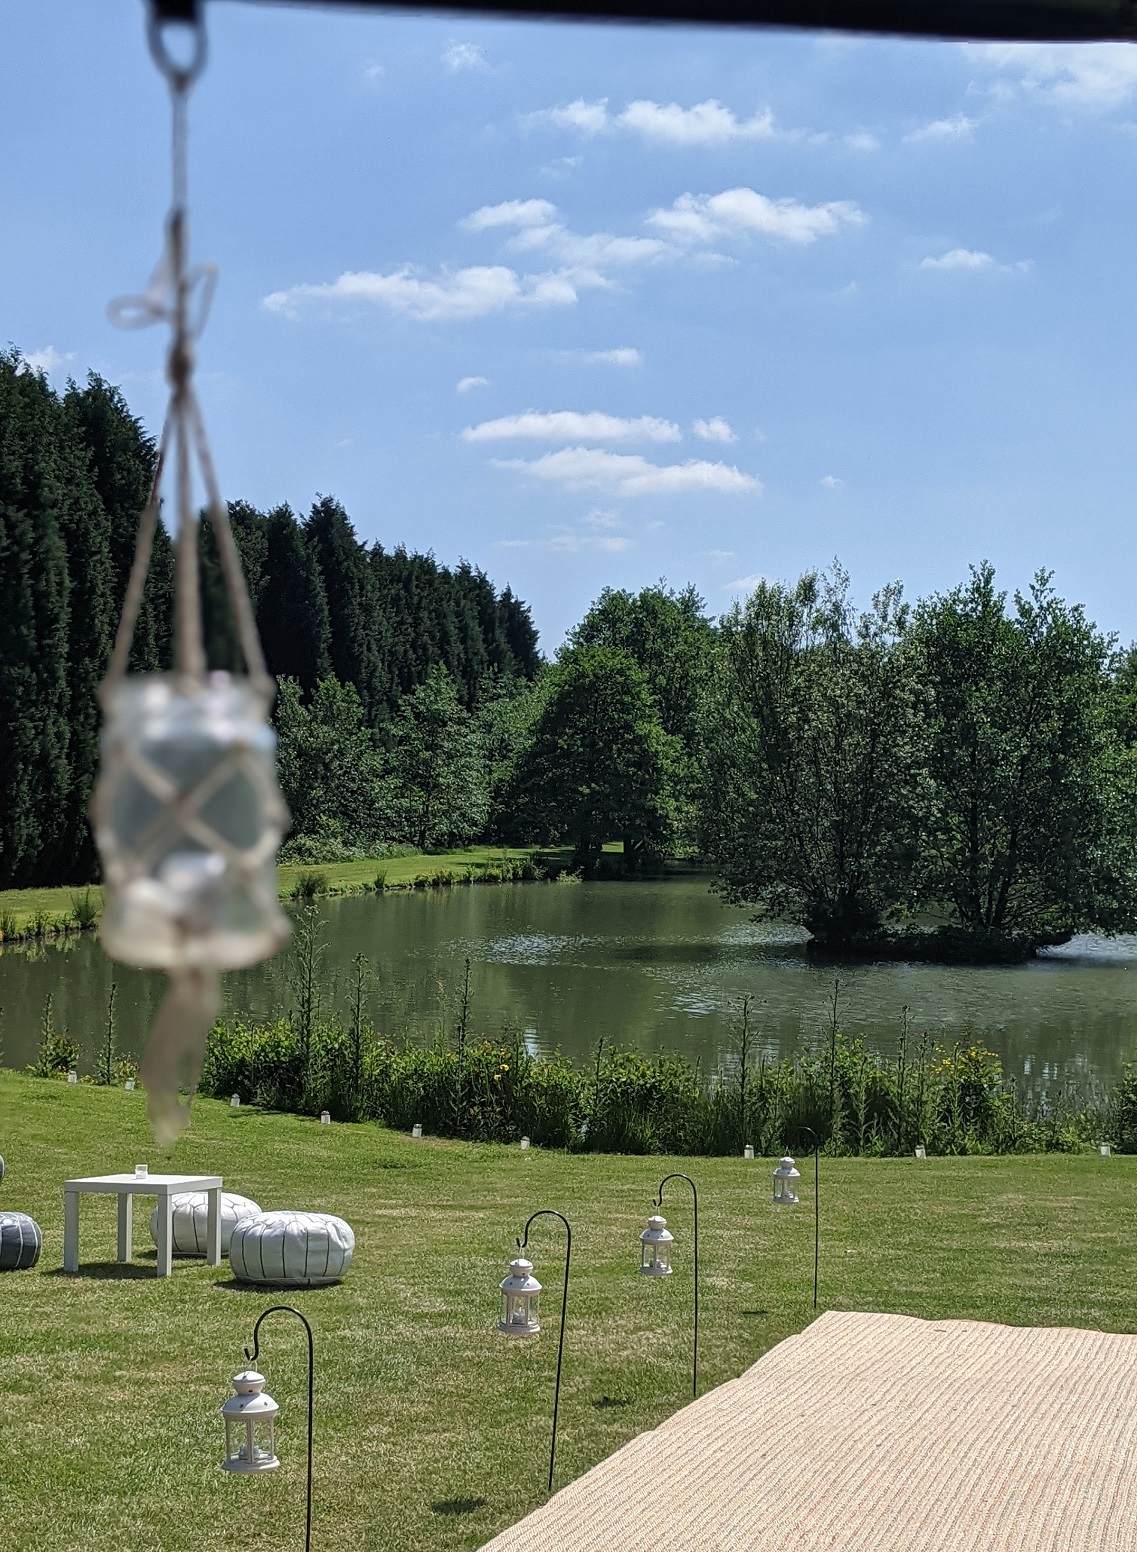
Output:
[[96, 676, 289, 970]]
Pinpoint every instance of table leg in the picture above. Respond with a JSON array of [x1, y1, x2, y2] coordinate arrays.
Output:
[[155, 1192, 173, 1278], [117, 1193, 133, 1262], [205, 1186, 222, 1267], [63, 1190, 79, 1274]]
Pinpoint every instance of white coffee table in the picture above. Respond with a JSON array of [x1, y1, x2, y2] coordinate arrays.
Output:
[[63, 1173, 223, 1277]]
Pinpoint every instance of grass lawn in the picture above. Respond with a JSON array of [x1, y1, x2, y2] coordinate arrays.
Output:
[[2, 1070, 1137, 1551], [0, 847, 566, 937]]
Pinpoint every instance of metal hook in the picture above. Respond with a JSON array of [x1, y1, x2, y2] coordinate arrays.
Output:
[[146, 5, 207, 91]]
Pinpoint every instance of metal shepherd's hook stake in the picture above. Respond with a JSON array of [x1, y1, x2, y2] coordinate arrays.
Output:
[[517, 1210, 572, 1495], [801, 1126, 820, 1311], [656, 1173, 698, 1399], [244, 1306, 315, 1552]]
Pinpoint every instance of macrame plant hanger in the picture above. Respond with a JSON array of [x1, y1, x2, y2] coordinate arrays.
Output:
[[92, 7, 290, 1147]]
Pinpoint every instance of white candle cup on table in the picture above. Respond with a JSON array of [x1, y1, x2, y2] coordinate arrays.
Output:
[[135, 1164, 148, 1179]]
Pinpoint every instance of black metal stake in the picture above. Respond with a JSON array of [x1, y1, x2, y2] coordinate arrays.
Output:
[[517, 1209, 572, 1495], [801, 1127, 820, 1311], [656, 1173, 698, 1399], [244, 1305, 315, 1552]]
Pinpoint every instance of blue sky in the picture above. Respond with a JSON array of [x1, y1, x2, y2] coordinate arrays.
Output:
[[6, 5, 1137, 649]]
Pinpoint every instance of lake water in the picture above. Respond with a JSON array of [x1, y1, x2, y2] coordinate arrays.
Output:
[[4, 873, 1137, 1095]]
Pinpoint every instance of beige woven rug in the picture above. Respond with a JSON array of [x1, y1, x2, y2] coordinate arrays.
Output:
[[481, 1310, 1137, 1551]]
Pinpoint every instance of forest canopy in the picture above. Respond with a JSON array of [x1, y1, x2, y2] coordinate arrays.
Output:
[[4, 352, 1137, 961]]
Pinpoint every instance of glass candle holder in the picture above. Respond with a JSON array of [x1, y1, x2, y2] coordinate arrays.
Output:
[[93, 674, 289, 972]]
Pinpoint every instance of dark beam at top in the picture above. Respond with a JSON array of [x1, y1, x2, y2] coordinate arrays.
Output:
[[151, 0, 1137, 44]]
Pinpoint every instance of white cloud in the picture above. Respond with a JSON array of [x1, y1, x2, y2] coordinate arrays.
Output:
[[493, 445, 761, 497], [263, 264, 581, 322], [464, 411, 681, 444], [579, 347, 641, 367], [694, 416, 736, 444], [530, 98, 611, 135], [457, 376, 489, 393], [821, 474, 844, 488], [706, 548, 736, 562], [463, 199, 559, 232], [582, 508, 621, 528], [919, 248, 994, 270], [21, 345, 73, 375], [362, 60, 385, 83], [499, 528, 632, 554], [727, 573, 765, 592], [649, 187, 866, 246], [620, 99, 777, 145], [443, 41, 487, 73], [527, 96, 825, 146], [964, 42, 1137, 110], [904, 114, 977, 142], [844, 131, 880, 151]]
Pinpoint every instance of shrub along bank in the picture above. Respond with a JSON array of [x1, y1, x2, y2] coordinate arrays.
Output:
[[197, 1012, 1127, 1158]]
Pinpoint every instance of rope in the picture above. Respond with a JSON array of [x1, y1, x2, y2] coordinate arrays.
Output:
[[105, 3, 267, 700]]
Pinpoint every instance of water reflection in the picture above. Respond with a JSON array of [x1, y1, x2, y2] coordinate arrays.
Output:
[[2, 876, 1137, 1088]]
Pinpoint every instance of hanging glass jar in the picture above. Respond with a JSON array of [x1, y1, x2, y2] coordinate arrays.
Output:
[[92, 13, 290, 1145]]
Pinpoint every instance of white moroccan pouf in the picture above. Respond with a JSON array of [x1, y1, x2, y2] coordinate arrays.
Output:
[[228, 1210, 354, 1287], [148, 1191, 263, 1258]]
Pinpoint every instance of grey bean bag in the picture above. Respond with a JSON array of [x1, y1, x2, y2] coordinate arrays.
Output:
[[0, 1211, 41, 1271], [229, 1210, 354, 1287], [149, 1191, 262, 1258]]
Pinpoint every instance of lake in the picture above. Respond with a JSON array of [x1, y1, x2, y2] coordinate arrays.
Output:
[[3, 873, 1137, 1096]]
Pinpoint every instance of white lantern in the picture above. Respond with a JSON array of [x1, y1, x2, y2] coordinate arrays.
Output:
[[914, 1144, 927, 1160], [639, 1214, 674, 1277], [743, 1145, 755, 1161], [94, 676, 288, 973], [773, 1156, 800, 1205], [124, 1078, 136, 1091], [499, 1256, 541, 1336], [230, 1094, 240, 1109], [411, 1124, 423, 1139], [221, 1370, 279, 1473], [520, 1136, 531, 1151], [1101, 1143, 1112, 1157], [320, 1111, 331, 1126], [67, 1071, 78, 1085]]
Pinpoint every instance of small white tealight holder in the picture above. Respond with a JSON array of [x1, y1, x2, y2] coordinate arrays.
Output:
[[743, 1145, 755, 1160], [915, 1145, 927, 1160], [1101, 1143, 1112, 1157], [411, 1123, 423, 1139], [135, 1164, 148, 1179], [230, 1095, 240, 1109], [520, 1136, 530, 1151], [67, 1070, 78, 1085], [124, 1078, 136, 1091], [320, 1111, 331, 1126]]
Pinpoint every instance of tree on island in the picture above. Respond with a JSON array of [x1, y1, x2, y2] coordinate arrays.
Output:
[[698, 567, 924, 950], [504, 644, 679, 875], [909, 564, 1137, 946]]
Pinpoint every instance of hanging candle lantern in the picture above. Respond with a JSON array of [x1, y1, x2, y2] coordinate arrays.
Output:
[[221, 1370, 280, 1473], [498, 1256, 542, 1336], [639, 1214, 674, 1277], [92, 26, 289, 1146], [773, 1156, 801, 1205]]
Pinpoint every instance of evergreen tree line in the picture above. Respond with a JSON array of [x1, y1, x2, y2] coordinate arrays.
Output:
[[0, 351, 538, 887]]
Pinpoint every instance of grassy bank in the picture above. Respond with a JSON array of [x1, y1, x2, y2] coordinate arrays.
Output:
[[2, 1070, 1137, 1551], [0, 846, 573, 941]]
